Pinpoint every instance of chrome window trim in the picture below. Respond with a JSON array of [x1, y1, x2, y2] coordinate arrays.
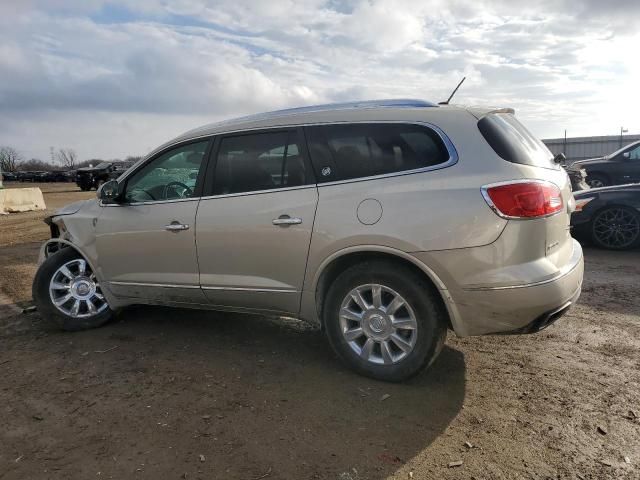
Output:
[[306, 121, 458, 187], [199, 184, 316, 201], [314, 162, 455, 188], [191, 120, 457, 200], [115, 120, 457, 202]]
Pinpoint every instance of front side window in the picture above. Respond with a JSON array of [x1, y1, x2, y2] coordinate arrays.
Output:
[[124, 140, 209, 203], [306, 123, 450, 183], [213, 130, 309, 195], [626, 145, 640, 160]]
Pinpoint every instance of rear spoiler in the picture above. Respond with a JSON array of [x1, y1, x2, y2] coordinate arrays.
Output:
[[463, 106, 515, 120]]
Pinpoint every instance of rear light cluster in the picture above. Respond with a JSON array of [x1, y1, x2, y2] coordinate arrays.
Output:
[[482, 181, 563, 219]]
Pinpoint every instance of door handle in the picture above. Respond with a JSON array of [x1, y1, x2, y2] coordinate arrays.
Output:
[[272, 215, 302, 226], [164, 222, 190, 232]]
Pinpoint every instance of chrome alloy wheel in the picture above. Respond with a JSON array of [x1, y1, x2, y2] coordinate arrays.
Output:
[[339, 284, 418, 365], [48, 258, 108, 318]]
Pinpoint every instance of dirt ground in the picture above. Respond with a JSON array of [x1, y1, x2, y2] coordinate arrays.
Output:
[[1, 183, 639, 480]]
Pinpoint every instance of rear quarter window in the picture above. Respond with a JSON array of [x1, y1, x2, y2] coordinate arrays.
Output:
[[306, 123, 451, 183], [478, 113, 556, 169]]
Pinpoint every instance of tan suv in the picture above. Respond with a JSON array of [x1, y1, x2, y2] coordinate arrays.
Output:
[[33, 99, 584, 381]]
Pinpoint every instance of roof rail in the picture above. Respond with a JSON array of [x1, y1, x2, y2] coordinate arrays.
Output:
[[212, 98, 437, 126]]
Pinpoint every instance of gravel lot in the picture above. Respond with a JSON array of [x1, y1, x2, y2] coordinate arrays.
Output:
[[1, 183, 639, 479]]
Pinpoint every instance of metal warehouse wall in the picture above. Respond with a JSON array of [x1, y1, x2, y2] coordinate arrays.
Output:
[[542, 134, 640, 163]]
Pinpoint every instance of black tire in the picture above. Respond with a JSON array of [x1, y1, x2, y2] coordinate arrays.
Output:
[[32, 248, 114, 331], [323, 260, 447, 382], [590, 205, 640, 250], [586, 173, 609, 188]]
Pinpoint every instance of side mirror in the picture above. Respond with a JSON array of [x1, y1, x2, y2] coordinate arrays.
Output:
[[97, 180, 122, 203], [623, 152, 630, 160], [553, 153, 567, 165]]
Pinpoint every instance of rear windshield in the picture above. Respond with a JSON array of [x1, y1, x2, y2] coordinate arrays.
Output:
[[478, 113, 556, 169]]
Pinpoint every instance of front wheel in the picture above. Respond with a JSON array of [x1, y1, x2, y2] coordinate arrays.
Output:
[[324, 261, 447, 382], [32, 248, 114, 331]]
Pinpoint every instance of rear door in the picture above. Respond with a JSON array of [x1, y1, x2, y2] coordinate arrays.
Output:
[[196, 128, 318, 315]]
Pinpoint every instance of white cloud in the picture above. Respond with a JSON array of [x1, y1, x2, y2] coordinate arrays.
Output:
[[0, 0, 639, 161]]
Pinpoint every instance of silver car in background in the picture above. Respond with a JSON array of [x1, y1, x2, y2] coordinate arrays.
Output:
[[33, 99, 583, 381]]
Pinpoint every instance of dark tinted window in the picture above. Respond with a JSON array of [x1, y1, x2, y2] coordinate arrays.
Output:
[[306, 123, 450, 182], [213, 131, 309, 195], [478, 113, 555, 169]]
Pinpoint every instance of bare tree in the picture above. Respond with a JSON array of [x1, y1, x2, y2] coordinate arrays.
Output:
[[57, 148, 78, 169], [0, 146, 22, 172]]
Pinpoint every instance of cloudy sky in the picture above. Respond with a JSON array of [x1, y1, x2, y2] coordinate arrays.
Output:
[[1, 0, 639, 162]]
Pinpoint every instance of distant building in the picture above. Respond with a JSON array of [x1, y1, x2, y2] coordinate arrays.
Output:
[[543, 134, 640, 163]]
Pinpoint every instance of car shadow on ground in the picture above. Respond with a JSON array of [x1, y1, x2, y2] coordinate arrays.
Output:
[[2, 305, 466, 479]]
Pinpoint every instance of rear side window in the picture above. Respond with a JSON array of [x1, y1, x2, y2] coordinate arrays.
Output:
[[213, 130, 310, 195], [478, 113, 555, 169], [306, 123, 450, 183]]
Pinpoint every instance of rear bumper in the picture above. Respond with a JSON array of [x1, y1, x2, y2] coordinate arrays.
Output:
[[412, 239, 584, 336], [499, 285, 581, 334]]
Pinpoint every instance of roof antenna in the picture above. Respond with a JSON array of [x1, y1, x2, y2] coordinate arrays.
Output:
[[439, 77, 466, 105]]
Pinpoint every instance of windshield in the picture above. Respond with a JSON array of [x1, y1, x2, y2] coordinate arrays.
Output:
[[478, 113, 556, 169]]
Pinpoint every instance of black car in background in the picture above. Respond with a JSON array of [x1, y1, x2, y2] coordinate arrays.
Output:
[[76, 162, 117, 191], [42, 171, 72, 182], [572, 141, 640, 188], [75, 161, 135, 190], [571, 183, 640, 250], [18, 171, 45, 182], [2, 171, 18, 182]]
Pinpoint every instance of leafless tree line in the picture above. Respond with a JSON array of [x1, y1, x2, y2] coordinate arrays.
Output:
[[1, 145, 141, 173]]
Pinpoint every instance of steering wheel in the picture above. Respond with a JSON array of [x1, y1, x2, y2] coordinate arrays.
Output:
[[163, 181, 193, 200]]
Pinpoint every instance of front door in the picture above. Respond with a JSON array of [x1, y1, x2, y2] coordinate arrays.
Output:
[[95, 139, 211, 304], [196, 128, 318, 315]]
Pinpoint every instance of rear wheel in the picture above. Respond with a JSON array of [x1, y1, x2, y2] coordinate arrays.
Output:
[[591, 206, 640, 250], [324, 260, 447, 382], [586, 173, 608, 188], [32, 248, 114, 331]]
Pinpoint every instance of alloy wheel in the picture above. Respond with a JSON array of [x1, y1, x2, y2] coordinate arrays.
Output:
[[48, 258, 108, 318], [339, 284, 418, 365], [592, 207, 640, 249]]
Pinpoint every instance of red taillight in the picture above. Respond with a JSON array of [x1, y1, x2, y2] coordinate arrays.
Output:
[[483, 181, 563, 219]]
